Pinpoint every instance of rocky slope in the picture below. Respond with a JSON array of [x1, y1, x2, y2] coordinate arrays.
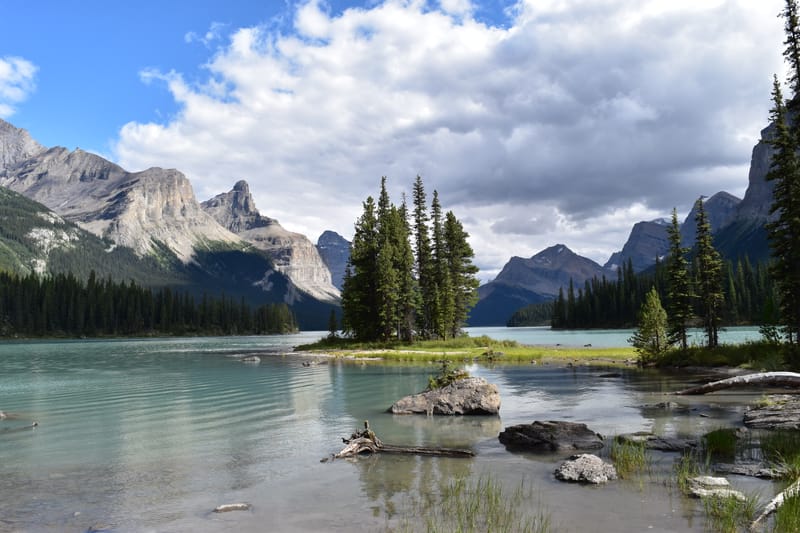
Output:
[[680, 191, 741, 248], [316, 230, 350, 290], [201, 181, 340, 304], [604, 219, 670, 273], [0, 122, 241, 262]]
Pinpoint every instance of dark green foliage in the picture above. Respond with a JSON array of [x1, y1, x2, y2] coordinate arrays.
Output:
[[507, 301, 553, 327], [427, 359, 469, 390], [341, 176, 479, 342], [628, 287, 668, 365], [666, 208, 693, 349], [693, 197, 725, 348], [0, 271, 297, 337]]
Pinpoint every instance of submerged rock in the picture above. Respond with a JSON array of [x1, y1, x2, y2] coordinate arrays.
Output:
[[213, 503, 252, 513], [498, 420, 604, 452], [241, 356, 261, 364], [686, 476, 745, 501], [616, 432, 698, 452], [554, 454, 617, 484], [744, 395, 800, 430], [389, 377, 500, 415]]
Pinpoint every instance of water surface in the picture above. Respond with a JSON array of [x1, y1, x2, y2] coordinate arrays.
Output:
[[0, 330, 777, 532]]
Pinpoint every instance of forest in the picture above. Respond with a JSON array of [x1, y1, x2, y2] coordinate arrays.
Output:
[[0, 270, 297, 337]]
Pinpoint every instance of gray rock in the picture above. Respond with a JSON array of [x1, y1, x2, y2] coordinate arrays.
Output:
[[389, 377, 500, 415], [744, 395, 800, 430], [202, 181, 340, 303], [554, 453, 617, 484], [616, 432, 698, 452], [687, 476, 745, 501], [713, 462, 786, 479], [241, 356, 261, 364], [498, 420, 604, 452], [213, 502, 252, 513], [317, 231, 350, 291]]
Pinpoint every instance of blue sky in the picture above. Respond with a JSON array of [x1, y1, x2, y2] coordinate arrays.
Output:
[[0, 0, 787, 280]]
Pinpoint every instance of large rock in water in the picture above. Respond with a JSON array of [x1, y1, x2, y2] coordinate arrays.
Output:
[[744, 395, 800, 430], [554, 454, 617, 484], [498, 420, 604, 452], [389, 377, 500, 415]]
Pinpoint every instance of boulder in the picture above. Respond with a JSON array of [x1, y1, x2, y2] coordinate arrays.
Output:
[[498, 420, 604, 452], [686, 476, 745, 501], [554, 454, 617, 484], [389, 377, 500, 415]]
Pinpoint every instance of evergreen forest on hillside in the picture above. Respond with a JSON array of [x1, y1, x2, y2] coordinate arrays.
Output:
[[0, 271, 297, 337]]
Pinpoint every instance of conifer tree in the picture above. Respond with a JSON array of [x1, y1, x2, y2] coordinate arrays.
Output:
[[342, 196, 380, 339], [431, 190, 454, 338], [665, 208, 693, 349], [413, 176, 435, 338], [765, 74, 800, 350], [443, 210, 480, 338], [693, 197, 724, 349], [629, 287, 668, 365]]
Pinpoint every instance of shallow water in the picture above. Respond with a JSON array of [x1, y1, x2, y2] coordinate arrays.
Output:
[[0, 333, 779, 532]]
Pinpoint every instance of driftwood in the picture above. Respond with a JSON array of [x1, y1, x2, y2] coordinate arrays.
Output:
[[750, 477, 800, 531], [323, 421, 475, 462], [673, 371, 800, 396]]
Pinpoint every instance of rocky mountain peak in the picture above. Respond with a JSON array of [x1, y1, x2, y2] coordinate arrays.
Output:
[[680, 191, 741, 247], [604, 219, 670, 273], [317, 231, 351, 290], [202, 183, 340, 303], [0, 118, 46, 171], [201, 179, 276, 233]]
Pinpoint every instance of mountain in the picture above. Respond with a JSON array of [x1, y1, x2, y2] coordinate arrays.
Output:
[[0, 118, 336, 329], [468, 245, 611, 326], [680, 191, 741, 248], [201, 180, 339, 304], [316, 230, 350, 290], [604, 219, 670, 273]]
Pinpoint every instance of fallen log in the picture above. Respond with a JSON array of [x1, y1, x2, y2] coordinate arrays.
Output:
[[322, 421, 475, 462], [673, 371, 800, 396], [750, 477, 800, 531]]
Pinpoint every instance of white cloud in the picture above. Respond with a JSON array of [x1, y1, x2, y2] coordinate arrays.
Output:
[[115, 0, 785, 281], [0, 56, 37, 118]]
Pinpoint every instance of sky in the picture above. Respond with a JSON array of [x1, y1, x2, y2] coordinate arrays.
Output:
[[0, 0, 787, 282]]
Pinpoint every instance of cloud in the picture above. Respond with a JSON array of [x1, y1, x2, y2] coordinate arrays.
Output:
[[115, 0, 784, 280], [184, 22, 227, 47], [0, 56, 37, 118]]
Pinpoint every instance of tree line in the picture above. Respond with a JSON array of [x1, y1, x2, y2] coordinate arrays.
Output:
[[341, 176, 480, 342], [0, 270, 297, 337], [514, 201, 776, 336]]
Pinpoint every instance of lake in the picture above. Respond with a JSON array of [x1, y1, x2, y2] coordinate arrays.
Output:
[[0, 328, 778, 532]]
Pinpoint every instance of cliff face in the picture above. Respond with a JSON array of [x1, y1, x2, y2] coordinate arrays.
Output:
[[604, 219, 669, 273], [0, 119, 45, 169], [0, 129, 241, 262], [680, 191, 742, 247], [202, 181, 340, 303], [316, 230, 350, 290], [735, 123, 776, 222]]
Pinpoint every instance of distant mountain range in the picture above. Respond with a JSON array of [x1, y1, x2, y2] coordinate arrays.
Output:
[[468, 117, 777, 326], [0, 119, 339, 329]]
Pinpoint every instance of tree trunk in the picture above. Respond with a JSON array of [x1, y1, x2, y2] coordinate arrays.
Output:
[[673, 372, 800, 396], [322, 421, 475, 461], [750, 477, 800, 531]]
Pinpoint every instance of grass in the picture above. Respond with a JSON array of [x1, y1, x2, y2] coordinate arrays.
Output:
[[674, 451, 703, 494], [296, 334, 636, 365], [656, 340, 788, 369], [389, 475, 552, 533], [702, 428, 738, 461], [773, 492, 800, 533], [760, 430, 800, 480], [702, 492, 759, 533], [610, 437, 650, 479]]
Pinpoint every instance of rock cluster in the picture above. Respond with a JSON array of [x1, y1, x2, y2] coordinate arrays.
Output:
[[744, 395, 800, 430], [389, 377, 500, 415]]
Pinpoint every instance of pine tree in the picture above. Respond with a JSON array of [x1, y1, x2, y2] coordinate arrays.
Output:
[[693, 197, 724, 348], [342, 196, 380, 340], [431, 190, 454, 339], [629, 287, 668, 365], [783, 0, 800, 96], [665, 208, 693, 349], [413, 176, 435, 338], [443, 211, 480, 338], [765, 75, 800, 351]]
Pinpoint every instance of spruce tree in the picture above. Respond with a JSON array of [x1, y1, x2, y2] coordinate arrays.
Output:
[[431, 190, 454, 339], [342, 196, 380, 340], [443, 211, 480, 338], [629, 287, 668, 366], [413, 176, 435, 338], [693, 197, 724, 349], [765, 75, 800, 350], [665, 208, 693, 349]]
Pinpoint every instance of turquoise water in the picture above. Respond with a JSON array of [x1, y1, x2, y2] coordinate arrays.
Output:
[[0, 330, 776, 532]]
